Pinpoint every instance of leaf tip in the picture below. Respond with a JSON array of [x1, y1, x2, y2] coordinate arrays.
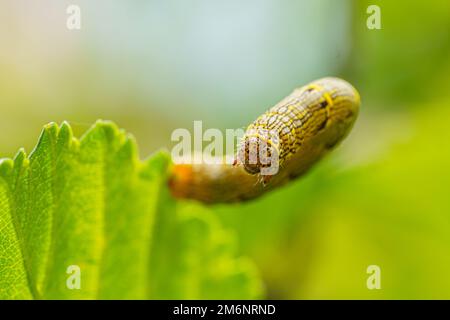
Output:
[[37, 122, 60, 144], [0, 158, 14, 176], [13, 148, 28, 165], [141, 149, 172, 179], [94, 120, 122, 141], [95, 119, 117, 129], [58, 121, 74, 146], [44, 122, 60, 134], [60, 121, 72, 131], [116, 134, 139, 161]]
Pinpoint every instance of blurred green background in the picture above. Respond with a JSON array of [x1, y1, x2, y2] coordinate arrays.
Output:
[[1, 0, 450, 299]]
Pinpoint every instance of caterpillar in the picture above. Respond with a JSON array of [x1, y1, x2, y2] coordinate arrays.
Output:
[[169, 77, 360, 204]]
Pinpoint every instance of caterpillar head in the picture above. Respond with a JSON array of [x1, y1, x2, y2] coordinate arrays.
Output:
[[235, 127, 280, 178]]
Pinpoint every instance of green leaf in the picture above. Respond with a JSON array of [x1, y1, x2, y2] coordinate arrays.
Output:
[[0, 121, 262, 299]]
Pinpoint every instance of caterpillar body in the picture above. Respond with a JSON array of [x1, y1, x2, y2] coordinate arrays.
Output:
[[169, 77, 360, 204]]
